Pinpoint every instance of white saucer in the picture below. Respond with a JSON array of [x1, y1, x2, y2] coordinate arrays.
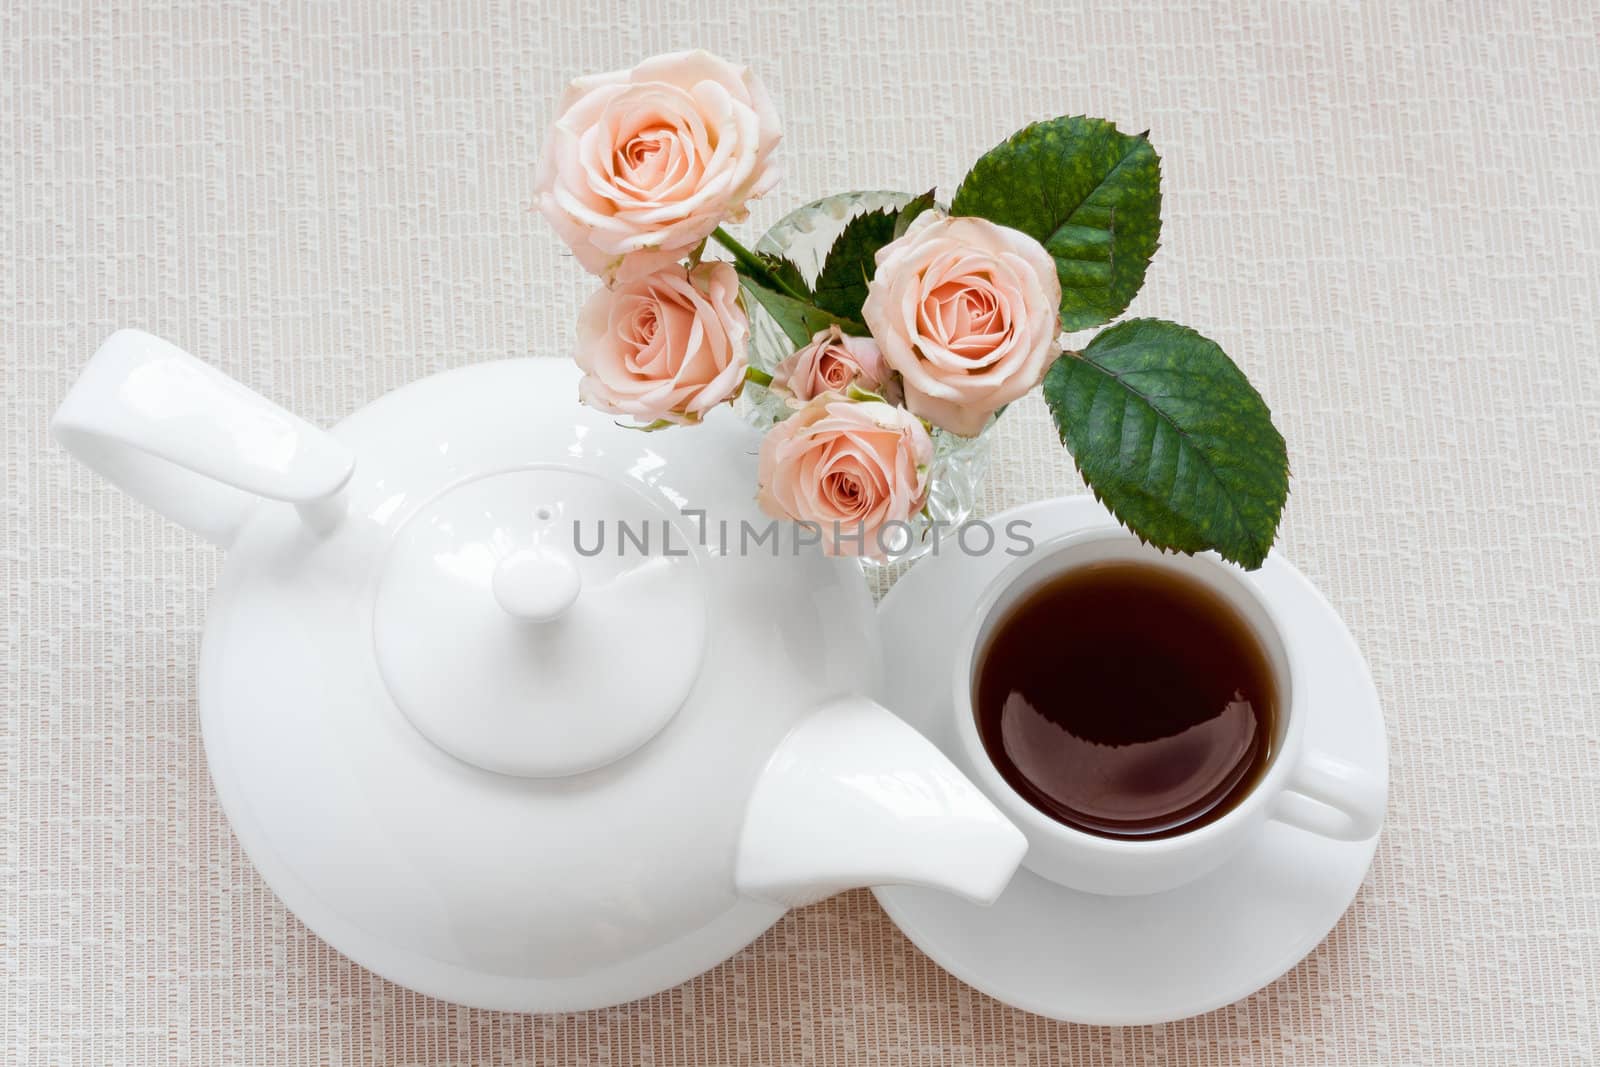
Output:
[[872, 496, 1387, 1025]]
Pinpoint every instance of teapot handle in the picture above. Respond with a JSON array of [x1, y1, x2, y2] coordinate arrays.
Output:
[[51, 329, 355, 548]]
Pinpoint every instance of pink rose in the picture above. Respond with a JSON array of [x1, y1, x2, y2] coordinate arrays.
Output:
[[575, 260, 748, 425], [535, 50, 782, 285], [770, 325, 892, 401], [757, 397, 933, 559], [861, 213, 1062, 436]]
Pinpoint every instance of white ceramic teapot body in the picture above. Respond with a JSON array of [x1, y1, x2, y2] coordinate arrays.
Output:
[[52, 330, 1026, 1011]]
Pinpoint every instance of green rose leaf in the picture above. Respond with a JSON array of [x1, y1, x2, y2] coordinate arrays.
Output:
[[893, 188, 938, 239], [758, 252, 812, 300], [813, 208, 897, 321], [952, 116, 1161, 331], [740, 278, 867, 349], [1043, 318, 1288, 569]]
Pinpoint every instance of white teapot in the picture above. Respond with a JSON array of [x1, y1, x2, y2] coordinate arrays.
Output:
[[53, 330, 1026, 1012]]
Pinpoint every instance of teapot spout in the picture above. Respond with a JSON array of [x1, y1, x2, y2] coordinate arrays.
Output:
[[735, 697, 1027, 909]]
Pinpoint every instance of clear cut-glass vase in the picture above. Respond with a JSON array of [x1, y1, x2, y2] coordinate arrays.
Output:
[[735, 190, 995, 567]]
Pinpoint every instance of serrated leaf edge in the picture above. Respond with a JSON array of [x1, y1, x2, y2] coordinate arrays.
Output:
[[1044, 320, 1288, 569]]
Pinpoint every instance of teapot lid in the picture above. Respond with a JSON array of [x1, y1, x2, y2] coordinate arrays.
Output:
[[372, 465, 706, 777]]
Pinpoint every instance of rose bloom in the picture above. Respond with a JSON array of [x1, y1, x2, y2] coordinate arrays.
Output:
[[535, 50, 782, 285], [769, 325, 893, 401], [757, 396, 933, 559], [575, 260, 748, 425], [861, 213, 1062, 436]]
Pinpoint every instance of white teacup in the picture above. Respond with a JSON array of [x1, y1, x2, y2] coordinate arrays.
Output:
[[949, 530, 1386, 897]]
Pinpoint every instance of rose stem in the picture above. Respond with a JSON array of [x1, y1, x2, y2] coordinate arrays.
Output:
[[710, 227, 810, 303]]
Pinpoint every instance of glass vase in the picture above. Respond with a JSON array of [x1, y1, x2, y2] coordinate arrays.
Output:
[[736, 190, 994, 567]]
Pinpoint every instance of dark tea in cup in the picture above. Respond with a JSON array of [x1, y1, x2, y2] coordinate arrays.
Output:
[[974, 560, 1277, 840]]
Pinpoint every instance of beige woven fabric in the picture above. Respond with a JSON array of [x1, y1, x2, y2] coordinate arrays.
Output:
[[4, 0, 1598, 1063]]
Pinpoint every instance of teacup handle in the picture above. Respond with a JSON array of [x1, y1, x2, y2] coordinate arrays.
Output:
[[52, 330, 354, 548], [1273, 749, 1386, 841]]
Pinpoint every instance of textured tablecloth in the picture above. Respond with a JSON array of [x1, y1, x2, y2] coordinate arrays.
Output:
[[4, 1, 1598, 1063]]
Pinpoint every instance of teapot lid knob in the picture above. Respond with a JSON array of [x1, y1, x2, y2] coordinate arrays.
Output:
[[492, 547, 581, 622]]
